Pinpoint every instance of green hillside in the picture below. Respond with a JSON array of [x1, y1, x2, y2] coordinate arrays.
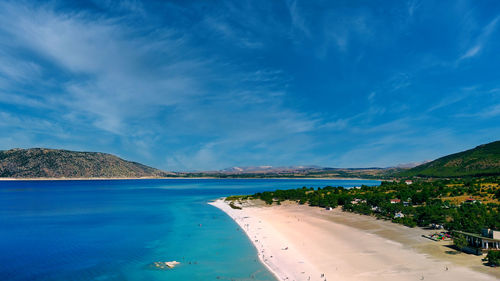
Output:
[[0, 148, 170, 178], [400, 140, 500, 177]]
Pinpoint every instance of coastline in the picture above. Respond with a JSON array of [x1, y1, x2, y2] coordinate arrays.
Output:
[[0, 177, 171, 181], [208, 199, 284, 281], [0, 177, 382, 181], [210, 199, 498, 281]]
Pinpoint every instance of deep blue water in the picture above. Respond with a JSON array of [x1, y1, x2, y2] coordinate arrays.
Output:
[[0, 179, 379, 281]]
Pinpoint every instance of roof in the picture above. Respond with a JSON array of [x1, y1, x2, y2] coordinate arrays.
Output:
[[453, 230, 500, 242]]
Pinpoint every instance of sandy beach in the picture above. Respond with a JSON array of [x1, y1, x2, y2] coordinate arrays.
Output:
[[210, 199, 499, 281]]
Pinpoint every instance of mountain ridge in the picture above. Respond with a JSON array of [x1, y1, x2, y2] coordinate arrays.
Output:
[[0, 148, 172, 178], [399, 140, 500, 177], [2, 141, 498, 179]]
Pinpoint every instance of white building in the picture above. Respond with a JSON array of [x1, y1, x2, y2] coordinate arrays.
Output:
[[394, 212, 405, 218]]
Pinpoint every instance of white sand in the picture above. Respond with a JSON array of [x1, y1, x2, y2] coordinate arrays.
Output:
[[209, 199, 497, 281]]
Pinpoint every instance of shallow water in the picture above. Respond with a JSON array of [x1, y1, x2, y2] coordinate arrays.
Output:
[[0, 178, 379, 281]]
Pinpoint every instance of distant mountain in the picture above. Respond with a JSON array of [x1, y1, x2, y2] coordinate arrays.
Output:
[[177, 165, 394, 179], [12, 143, 496, 179], [399, 140, 500, 177], [393, 160, 431, 169], [219, 165, 323, 174], [0, 148, 171, 178]]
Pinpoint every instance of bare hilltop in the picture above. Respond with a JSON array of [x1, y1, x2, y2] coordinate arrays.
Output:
[[0, 148, 170, 178]]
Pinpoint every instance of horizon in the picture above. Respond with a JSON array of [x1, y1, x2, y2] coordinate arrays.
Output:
[[0, 1, 499, 171], [0, 146, 424, 172], [0, 145, 458, 172]]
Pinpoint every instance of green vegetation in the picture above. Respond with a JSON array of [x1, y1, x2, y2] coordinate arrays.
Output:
[[399, 140, 500, 178], [0, 148, 171, 178], [453, 233, 468, 249], [228, 202, 242, 210], [225, 195, 252, 201], [486, 250, 500, 267], [250, 177, 500, 235]]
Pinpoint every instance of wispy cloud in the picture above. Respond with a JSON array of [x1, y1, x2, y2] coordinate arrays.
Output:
[[407, 0, 422, 17], [456, 103, 500, 119], [318, 10, 374, 56], [426, 86, 478, 112], [481, 104, 500, 118], [0, 0, 498, 170], [458, 15, 499, 62], [286, 0, 311, 38], [0, 0, 325, 170], [460, 45, 481, 60]]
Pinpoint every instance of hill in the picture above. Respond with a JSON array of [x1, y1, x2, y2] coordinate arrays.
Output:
[[400, 140, 500, 177], [177, 166, 401, 179], [0, 148, 171, 178]]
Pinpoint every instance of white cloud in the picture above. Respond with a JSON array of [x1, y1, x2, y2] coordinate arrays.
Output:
[[426, 86, 478, 112], [482, 104, 500, 118], [0, 53, 42, 82], [286, 0, 311, 38], [457, 103, 500, 119], [407, 0, 422, 17], [460, 45, 481, 60], [1, 1, 497, 171], [0, 1, 324, 170], [458, 16, 499, 62]]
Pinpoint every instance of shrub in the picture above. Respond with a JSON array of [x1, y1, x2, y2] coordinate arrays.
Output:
[[453, 233, 468, 249], [229, 202, 242, 210], [487, 250, 500, 266]]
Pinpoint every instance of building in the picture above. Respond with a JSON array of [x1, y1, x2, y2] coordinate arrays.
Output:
[[390, 199, 401, 204], [405, 180, 413, 185], [464, 198, 480, 204], [351, 198, 367, 205], [430, 223, 444, 229], [453, 229, 500, 250], [394, 212, 405, 218], [483, 228, 500, 240]]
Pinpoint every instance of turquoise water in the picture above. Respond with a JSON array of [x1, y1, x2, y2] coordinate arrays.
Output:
[[0, 179, 379, 281]]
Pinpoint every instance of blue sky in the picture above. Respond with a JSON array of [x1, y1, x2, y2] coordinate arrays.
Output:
[[0, 0, 499, 171]]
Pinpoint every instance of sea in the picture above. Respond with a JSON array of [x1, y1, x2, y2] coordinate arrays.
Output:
[[0, 178, 380, 281]]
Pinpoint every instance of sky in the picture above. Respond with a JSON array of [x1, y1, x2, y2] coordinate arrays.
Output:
[[0, 0, 499, 171]]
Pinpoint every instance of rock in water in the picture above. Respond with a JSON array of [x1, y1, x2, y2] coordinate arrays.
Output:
[[150, 261, 180, 270]]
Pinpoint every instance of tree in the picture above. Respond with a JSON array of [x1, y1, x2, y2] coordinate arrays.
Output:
[[486, 250, 500, 266], [453, 233, 468, 250]]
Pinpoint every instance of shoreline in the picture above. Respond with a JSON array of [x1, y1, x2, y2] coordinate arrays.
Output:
[[210, 199, 498, 281], [0, 177, 382, 181], [208, 199, 284, 281]]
